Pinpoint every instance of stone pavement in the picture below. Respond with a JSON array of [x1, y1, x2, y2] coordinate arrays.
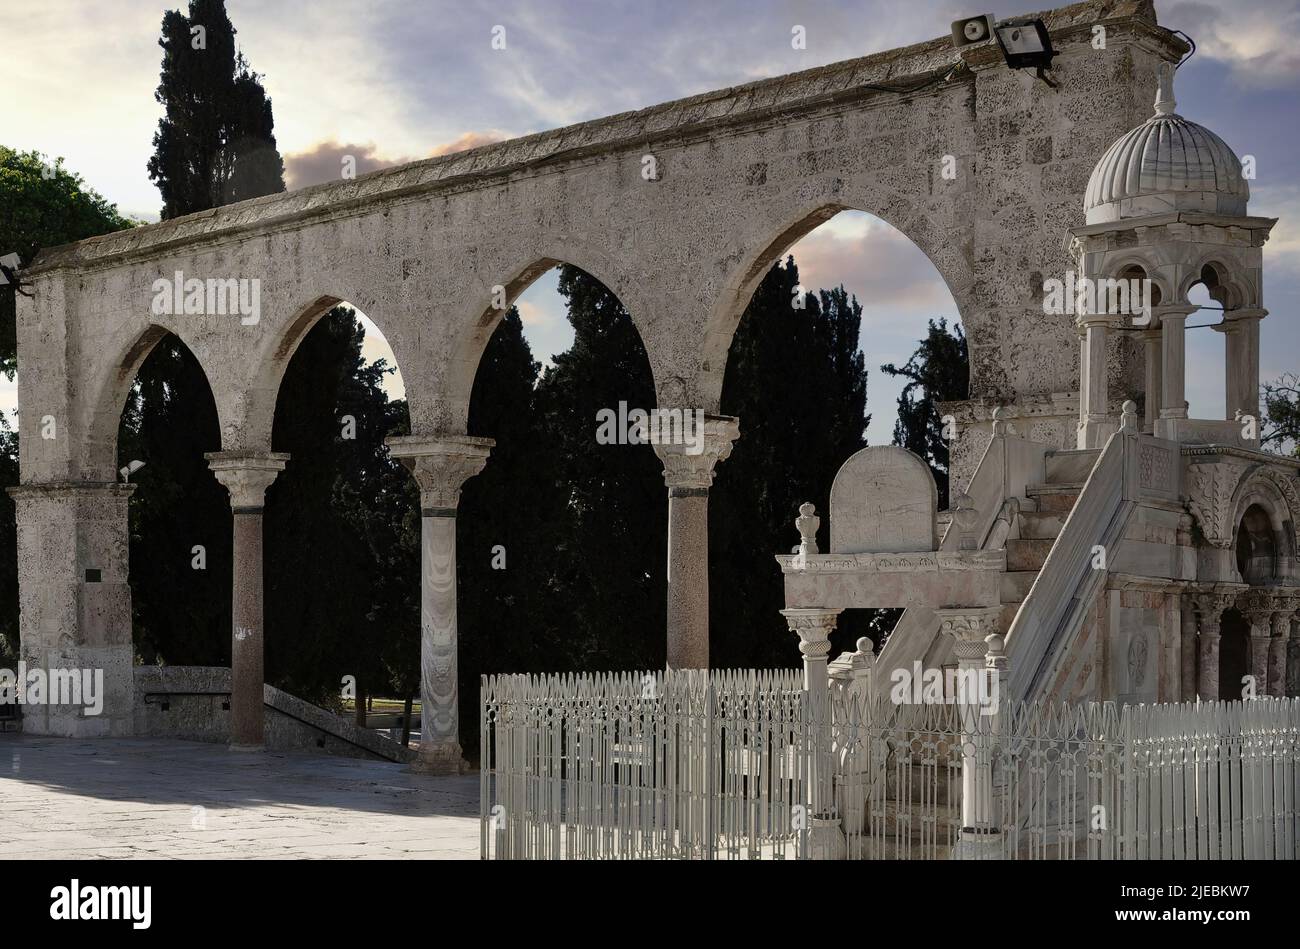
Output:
[[0, 734, 480, 859]]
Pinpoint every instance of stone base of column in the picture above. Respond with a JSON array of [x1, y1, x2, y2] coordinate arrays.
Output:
[[953, 828, 1004, 860], [808, 815, 846, 860], [410, 741, 466, 775]]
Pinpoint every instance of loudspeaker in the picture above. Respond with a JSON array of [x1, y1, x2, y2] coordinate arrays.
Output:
[[950, 15, 994, 47]]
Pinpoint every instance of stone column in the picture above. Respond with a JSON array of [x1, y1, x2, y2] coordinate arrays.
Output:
[[1221, 308, 1265, 427], [1077, 314, 1116, 449], [1142, 328, 1163, 433], [1288, 596, 1300, 698], [385, 435, 493, 774], [1156, 304, 1196, 438], [782, 607, 844, 859], [652, 415, 739, 669], [1239, 590, 1274, 701], [1268, 606, 1291, 698], [936, 607, 1001, 856], [6, 482, 136, 737], [1179, 596, 1198, 701], [206, 451, 289, 750], [1193, 591, 1232, 702]]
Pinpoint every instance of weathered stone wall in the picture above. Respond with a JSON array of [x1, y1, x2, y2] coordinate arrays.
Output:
[[18, 1, 1181, 487]]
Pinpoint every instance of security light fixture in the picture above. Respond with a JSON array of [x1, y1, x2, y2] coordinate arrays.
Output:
[[0, 252, 31, 297], [120, 460, 146, 483], [994, 17, 1058, 86]]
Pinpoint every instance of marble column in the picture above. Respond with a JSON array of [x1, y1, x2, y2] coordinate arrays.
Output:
[[1221, 308, 1265, 428], [1268, 606, 1291, 698], [1193, 591, 1232, 702], [1288, 596, 1300, 698], [386, 435, 493, 774], [206, 451, 290, 750], [1179, 596, 1198, 701], [1240, 591, 1274, 700], [1156, 304, 1196, 439], [936, 607, 1001, 856], [652, 415, 739, 669], [782, 608, 844, 859], [1077, 314, 1116, 449], [1142, 328, 1163, 434]]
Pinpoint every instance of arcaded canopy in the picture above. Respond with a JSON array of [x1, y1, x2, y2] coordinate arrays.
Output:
[[1084, 62, 1248, 224]]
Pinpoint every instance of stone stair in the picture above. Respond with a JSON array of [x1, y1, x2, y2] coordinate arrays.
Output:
[[997, 448, 1100, 660]]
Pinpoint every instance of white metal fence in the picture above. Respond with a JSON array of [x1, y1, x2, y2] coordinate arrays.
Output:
[[480, 672, 1300, 860]]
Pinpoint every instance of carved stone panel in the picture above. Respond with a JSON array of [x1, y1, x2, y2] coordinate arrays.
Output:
[[829, 446, 938, 554]]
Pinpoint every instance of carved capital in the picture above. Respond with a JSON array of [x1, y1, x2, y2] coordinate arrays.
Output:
[[1192, 584, 1246, 629], [205, 451, 290, 511], [1185, 462, 1243, 548], [1237, 589, 1277, 633], [652, 414, 739, 491], [781, 608, 841, 660], [935, 607, 1001, 661], [386, 435, 494, 512]]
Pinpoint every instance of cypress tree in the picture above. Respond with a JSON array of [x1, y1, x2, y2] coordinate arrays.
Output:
[[709, 257, 874, 667], [880, 318, 969, 509]]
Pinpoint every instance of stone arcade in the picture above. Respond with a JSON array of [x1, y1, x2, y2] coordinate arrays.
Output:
[[9, 2, 1292, 776]]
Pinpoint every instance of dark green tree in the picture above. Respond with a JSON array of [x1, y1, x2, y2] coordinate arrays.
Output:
[[1263, 373, 1300, 458], [710, 258, 874, 667], [118, 338, 230, 664], [881, 318, 969, 509], [0, 148, 134, 657], [265, 307, 411, 706], [147, 0, 284, 219], [533, 266, 667, 670], [456, 307, 565, 753]]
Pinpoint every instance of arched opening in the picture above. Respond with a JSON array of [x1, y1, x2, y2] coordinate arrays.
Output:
[[1236, 503, 1277, 584], [263, 303, 415, 730], [1186, 266, 1229, 420], [708, 209, 964, 668], [456, 263, 665, 752], [1218, 607, 1251, 701], [116, 333, 230, 665]]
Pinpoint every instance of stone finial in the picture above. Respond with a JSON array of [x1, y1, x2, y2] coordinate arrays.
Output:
[[1120, 400, 1139, 435], [984, 632, 1008, 670], [951, 491, 979, 551], [1154, 61, 1176, 116], [991, 405, 1014, 437], [795, 502, 820, 557]]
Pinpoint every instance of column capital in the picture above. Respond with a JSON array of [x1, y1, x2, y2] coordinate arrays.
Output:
[[1152, 303, 1197, 322], [385, 434, 494, 512], [205, 451, 289, 511], [781, 607, 841, 660], [1223, 306, 1267, 323], [1191, 583, 1246, 626], [935, 606, 1001, 661], [651, 413, 739, 492], [1237, 588, 1278, 630]]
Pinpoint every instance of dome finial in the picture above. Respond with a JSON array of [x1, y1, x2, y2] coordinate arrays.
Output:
[[1154, 61, 1177, 116]]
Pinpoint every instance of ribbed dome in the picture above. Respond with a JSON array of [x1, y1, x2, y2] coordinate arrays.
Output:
[[1083, 65, 1248, 224]]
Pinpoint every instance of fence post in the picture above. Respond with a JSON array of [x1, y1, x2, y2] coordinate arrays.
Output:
[[782, 608, 846, 859]]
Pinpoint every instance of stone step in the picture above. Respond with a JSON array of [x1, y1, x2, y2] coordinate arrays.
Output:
[[1007, 537, 1054, 572], [1017, 510, 1065, 539], [1044, 448, 1101, 485], [1000, 570, 1038, 603], [1026, 483, 1082, 513]]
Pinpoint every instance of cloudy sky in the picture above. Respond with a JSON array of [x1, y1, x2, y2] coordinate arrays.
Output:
[[5, 0, 1298, 439]]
